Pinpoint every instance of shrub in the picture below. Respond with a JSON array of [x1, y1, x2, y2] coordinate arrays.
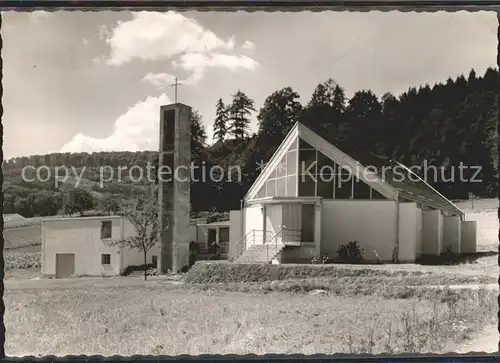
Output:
[[5, 252, 41, 270], [311, 253, 334, 264], [146, 268, 160, 276], [336, 241, 364, 263], [184, 261, 429, 284]]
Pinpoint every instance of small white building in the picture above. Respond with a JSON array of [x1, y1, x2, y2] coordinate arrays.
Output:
[[42, 216, 158, 278], [230, 122, 477, 264], [194, 220, 231, 259], [41, 215, 237, 278]]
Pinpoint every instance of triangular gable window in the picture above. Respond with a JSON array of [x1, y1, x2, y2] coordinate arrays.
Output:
[[250, 137, 298, 200], [297, 138, 387, 200], [251, 135, 387, 201]]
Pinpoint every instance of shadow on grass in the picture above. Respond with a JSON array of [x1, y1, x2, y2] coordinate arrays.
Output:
[[416, 251, 498, 266]]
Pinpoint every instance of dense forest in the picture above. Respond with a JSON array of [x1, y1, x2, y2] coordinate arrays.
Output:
[[3, 68, 498, 218]]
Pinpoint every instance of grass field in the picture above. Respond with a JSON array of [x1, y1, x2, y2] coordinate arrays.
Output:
[[4, 274, 496, 357], [2, 198, 498, 356]]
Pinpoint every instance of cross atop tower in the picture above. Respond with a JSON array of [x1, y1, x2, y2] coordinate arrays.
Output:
[[170, 77, 183, 103]]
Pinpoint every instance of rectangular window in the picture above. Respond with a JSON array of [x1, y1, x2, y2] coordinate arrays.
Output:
[[317, 152, 335, 178], [298, 174, 316, 197], [101, 221, 112, 239], [286, 175, 297, 197], [298, 149, 317, 176], [276, 177, 286, 197], [266, 179, 277, 197], [317, 179, 334, 199], [101, 254, 111, 265], [152, 255, 158, 268], [334, 173, 353, 199], [277, 156, 287, 178], [219, 227, 230, 243], [286, 150, 297, 175], [353, 178, 371, 199]]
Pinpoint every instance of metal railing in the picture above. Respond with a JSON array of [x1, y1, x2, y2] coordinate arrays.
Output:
[[196, 240, 230, 261], [264, 228, 302, 261], [236, 228, 304, 262], [236, 230, 274, 259]]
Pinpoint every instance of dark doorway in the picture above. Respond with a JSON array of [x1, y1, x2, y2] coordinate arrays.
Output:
[[55, 253, 75, 278], [301, 204, 315, 242]]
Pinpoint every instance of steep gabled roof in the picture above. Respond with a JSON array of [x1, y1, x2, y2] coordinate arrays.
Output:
[[389, 161, 464, 216], [244, 122, 398, 202], [244, 122, 464, 217]]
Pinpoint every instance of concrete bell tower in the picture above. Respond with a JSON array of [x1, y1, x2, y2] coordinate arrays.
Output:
[[158, 103, 191, 273]]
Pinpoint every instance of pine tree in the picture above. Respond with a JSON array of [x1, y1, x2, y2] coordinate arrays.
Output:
[[213, 98, 228, 143], [228, 90, 256, 139]]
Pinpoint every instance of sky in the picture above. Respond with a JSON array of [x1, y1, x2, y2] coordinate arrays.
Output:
[[2, 10, 498, 159]]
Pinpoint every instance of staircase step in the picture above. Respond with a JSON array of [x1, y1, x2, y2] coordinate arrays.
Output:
[[236, 242, 285, 263]]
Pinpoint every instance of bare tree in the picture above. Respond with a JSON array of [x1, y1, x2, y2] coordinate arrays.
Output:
[[106, 188, 167, 280]]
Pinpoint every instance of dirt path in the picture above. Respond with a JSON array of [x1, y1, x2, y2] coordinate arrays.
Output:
[[456, 323, 498, 353]]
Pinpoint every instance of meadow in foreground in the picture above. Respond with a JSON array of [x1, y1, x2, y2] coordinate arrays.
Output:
[[5, 273, 495, 357]]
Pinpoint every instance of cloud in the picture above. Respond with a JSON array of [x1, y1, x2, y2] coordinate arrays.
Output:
[[30, 11, 52, 23], [82, 38, 89, 46], [92, 55, 106, 65], [104, 12, 235, 66], [241, 41, 255, 50], [60, 94, 171, 153], [98, 24, 111, 40], [174, 53, 259, 84], [101, 12, 259, 83], [141, 72, 177, 89]]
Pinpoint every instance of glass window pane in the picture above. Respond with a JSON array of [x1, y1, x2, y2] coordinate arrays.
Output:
[[269, 167, 277, 179], [101, 221, 112, 239], [277, 177, 286, 196], [266, 179, 277, 197], [256, 185, 266, 199], [371, 189, 387, 200], [353, 177, 371, 199], [219, 227, 229, 242], [277, 156, 287, 178], [317, 152, 335, 177], [317, 179, 334, 199], [286, 175, 297, 197], [287, 138, 298, 151], [286, 150, 297, 175], [299, 150, 316, 175], [334, 174, 352, 199], [336, 163, 354, 176], [299, 138, 314, 150], [298, 174, 316, 197]]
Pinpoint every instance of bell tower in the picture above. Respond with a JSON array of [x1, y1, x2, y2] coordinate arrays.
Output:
[[158, 103, 191, 273]]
